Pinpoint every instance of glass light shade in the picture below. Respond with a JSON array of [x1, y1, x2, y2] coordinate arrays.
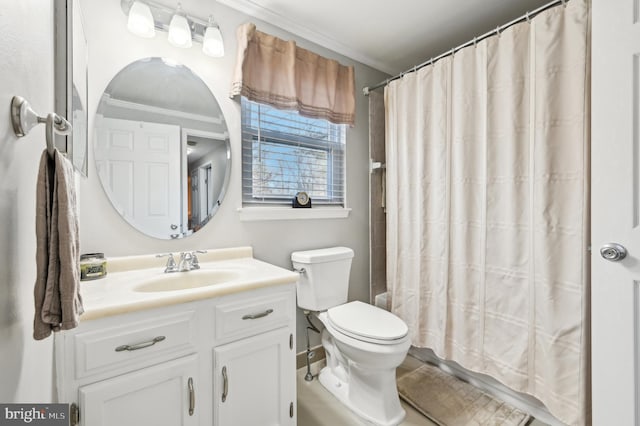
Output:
[[127, 1, 155, 38], [202, 26, 224, 57], [202, 26, 225, 57], [168, 13, 192, 48]]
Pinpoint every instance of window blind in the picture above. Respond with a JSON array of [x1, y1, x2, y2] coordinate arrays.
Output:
[[241, 98, 346, 205]]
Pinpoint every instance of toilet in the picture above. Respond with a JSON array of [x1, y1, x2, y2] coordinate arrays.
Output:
[[291, 247, 411, 426]]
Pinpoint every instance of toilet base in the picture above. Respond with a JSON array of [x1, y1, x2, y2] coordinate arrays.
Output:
[[318, 365, 406, 426]]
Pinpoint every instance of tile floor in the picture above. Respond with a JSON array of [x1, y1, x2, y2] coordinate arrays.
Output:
[[296, 355, 548, 426]]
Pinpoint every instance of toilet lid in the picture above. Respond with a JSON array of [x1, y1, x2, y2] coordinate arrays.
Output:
[[327, 301, 408, 342]]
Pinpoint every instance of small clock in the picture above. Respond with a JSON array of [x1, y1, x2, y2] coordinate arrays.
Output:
[[293, 191, 312, 208]]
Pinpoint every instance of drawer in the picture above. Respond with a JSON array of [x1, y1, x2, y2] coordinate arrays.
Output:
[[214, 291, 293, 342], [74, 311, 196, 379]]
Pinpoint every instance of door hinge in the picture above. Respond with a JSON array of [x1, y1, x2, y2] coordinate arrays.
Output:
[[70, 403, 80, 426], [289, 401, 294, 418], [289, 333, 293, 350]]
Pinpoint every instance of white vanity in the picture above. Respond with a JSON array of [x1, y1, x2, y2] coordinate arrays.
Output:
[[54, 247, 298, 426]]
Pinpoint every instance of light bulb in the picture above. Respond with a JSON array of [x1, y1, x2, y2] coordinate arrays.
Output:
[[127, 1, 155, 38], [168, 5, 192, 48], [202, 24, 224, 57]]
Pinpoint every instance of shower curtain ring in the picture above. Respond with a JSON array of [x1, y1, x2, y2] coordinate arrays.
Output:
[[525, 11, 531, 23], [496, 25, 501, 37], [473, 37, 477, 48], [430, 58, 434, 66]]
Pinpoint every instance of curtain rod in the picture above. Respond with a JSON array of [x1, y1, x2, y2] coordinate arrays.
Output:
[[363, 0, 567, 95]]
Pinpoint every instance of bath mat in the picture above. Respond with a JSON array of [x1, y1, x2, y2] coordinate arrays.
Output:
[[397, 363, 532, 426]]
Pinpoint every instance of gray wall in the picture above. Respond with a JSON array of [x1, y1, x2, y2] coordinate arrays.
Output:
[[0, 1, 55, 402], [78, 0, 389, 351]]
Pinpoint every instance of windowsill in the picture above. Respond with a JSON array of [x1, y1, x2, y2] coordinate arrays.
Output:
[[237, 206, 352, 222]]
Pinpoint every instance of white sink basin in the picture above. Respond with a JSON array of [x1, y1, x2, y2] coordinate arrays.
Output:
[[133, 269, 242, 292]]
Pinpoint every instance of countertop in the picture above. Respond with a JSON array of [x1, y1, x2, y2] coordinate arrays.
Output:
[[79, 247, 299, 321]]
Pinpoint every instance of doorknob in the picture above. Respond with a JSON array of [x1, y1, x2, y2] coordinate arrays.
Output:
[[600, 243, 627, 262]]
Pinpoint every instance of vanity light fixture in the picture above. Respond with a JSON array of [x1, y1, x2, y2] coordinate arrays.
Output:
[[127, 1, 155, 38], [121, 0, 225, 57], [202, 16, 224, 57], [168, 3, 192, 48]]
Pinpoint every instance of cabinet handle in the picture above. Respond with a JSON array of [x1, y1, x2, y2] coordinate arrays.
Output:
[[242, 308, 273, 320], [115, 335, 166, 352], [188, 377, 195, 416], [222, 366, 228, 402]]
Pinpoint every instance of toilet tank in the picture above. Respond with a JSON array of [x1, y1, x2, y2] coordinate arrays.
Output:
[[291, 247, 354, 311]]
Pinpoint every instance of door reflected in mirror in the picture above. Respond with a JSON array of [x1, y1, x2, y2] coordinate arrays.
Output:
[[95, 57, 230, 239]]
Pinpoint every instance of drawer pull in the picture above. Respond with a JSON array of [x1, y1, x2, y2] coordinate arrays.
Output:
[[115, 335, 166, 352], [242, 309, 273, 320], [188, 377, 195, 416], [222, 366, 228, 402]]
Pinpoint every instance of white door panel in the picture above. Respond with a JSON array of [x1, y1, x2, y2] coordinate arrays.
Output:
[[592, 0, 640, 424], [108, 160, 134, 217]]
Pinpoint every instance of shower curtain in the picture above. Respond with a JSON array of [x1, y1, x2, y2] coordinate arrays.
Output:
[[385, 1, 590, 424]]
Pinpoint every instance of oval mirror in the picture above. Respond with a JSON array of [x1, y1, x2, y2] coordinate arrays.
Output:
[[94, 57, 230, 239]]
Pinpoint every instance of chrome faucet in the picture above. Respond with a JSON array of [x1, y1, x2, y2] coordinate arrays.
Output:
[[157, 251, 207, 273], [178, 252, 194, 272]]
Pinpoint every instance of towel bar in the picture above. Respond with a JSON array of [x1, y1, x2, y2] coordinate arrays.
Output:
[[10, 96, 72, 157]]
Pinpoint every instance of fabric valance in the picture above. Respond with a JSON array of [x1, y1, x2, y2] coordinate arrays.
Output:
[[230, 23, 355, 126]]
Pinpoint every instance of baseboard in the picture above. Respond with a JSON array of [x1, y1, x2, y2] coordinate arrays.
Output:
[[409, 347, 564, 426], [296, 345, 326, 370]]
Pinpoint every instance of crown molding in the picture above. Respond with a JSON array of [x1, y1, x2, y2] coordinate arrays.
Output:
[[217, 0, 398, 75], [101, 94, 225, 125]]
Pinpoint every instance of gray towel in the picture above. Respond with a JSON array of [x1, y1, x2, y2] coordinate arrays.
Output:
[[34, 149, 83, 340]]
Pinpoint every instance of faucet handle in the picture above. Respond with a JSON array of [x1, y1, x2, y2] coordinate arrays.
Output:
[[156, 253, 177, 273], [156, 253, 175, 261], [191, 250, 207, 269]]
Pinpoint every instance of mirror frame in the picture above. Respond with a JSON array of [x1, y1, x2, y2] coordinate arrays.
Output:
[[54, 0, 89, 176]]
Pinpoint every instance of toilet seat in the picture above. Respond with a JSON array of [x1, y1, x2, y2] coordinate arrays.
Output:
[[327, 301, 409, 345]]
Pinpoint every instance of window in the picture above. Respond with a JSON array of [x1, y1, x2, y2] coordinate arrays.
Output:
[[241, 97, 346, 206]]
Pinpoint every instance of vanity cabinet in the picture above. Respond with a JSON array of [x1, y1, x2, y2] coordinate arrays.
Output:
[[55, 283, 296, 426]]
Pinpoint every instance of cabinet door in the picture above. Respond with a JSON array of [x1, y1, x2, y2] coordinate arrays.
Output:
[[79, 354, 199, 426], [214, 327, 295, 426]]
